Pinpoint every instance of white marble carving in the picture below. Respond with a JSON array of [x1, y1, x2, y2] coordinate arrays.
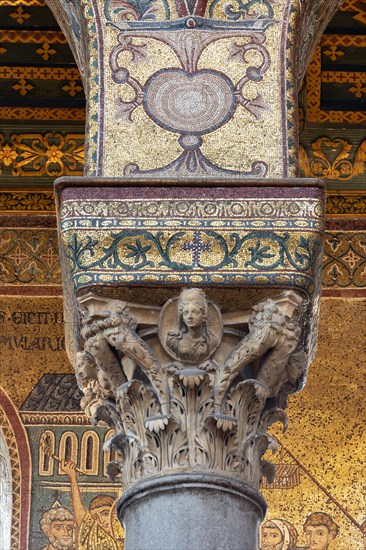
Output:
[[76, 289, 306, 490]]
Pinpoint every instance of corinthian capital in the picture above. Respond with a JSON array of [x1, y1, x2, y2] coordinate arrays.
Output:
[[76, 288, 306, 491]]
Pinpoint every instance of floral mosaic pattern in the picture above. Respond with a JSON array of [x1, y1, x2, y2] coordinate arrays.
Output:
[[0, 228, 364, 290], [323, 232, 366, 287], [58, 192, 325, 293], [0, 229, 61, 284], [105, 0, 276, 22], [0, 133, 84, 177]]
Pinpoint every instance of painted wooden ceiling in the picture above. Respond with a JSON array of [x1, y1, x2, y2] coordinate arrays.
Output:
[[0, 0, 365, 190]]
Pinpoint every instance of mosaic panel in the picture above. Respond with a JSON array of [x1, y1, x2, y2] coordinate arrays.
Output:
[[58, 187, 325, 294], [0, 228, 61, 286], [44, 0, 304, 177], [0, 296, 365, 549], [260, 298, 366, 550], [99, 21, 289, 177], [323, 231, 366, 288]]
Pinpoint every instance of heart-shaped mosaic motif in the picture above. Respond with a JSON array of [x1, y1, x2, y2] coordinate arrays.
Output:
[[144, 69, 236, 135]]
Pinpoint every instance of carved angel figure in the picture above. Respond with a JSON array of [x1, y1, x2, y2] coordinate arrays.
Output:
[[166, 288, 218, 365]]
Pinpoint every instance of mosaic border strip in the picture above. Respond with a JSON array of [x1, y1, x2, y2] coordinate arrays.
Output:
[[0, 0, 45, 5], [57, 187, 325, 296], [0, 388, 31, 550], [0, 226, 364, 290], [0, 66, 80, 80], [326, 191, 366, 216], [2, 190, 365, 215], [0, 107, 85, 120], [0, 29, 66, 43]]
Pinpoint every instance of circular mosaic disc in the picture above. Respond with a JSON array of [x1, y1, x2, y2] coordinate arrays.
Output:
[[144, 69, 236, 135]]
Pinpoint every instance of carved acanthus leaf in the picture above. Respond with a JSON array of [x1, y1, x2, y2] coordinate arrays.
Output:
[[76, 289, 305, 490]]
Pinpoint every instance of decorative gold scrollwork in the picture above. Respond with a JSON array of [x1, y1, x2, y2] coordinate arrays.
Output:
[[0, 133, 84, 177], [300, 137, 366, 180]]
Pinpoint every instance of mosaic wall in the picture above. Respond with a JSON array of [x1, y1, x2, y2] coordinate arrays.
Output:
[[0, 293, 365, 549], [45, 0, 332, 178]]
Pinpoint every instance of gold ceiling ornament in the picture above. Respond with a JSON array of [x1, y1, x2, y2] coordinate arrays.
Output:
[[323, 45, 345, 62], [1, 0, 44, 5], [307, 45, 366, 124], [0, 138, 18, 172], [0, 66, 81, 80], [35, 42, 58, 61], [0, 30, 67, 44], [0, 107, 85, 120], [9, 6, 31, 24], [0, 190, 55, 212], [339, 0, 366, 24], [12, 78, 34, 96], [348, 81, 366, 99], [322, 70, 366, 85], [0, 133, 84, 177], [326, 191, 366, 216], [322, 34, 366, 48], [62, 80, 83, 97], [300, 138, 366, 180]]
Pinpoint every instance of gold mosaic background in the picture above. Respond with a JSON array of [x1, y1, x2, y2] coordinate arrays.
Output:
[[0, 295, 365, 547], [0, 297, 72, 408], [263, 297, 366, 550]]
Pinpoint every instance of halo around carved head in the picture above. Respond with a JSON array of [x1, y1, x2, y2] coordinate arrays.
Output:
[[158, 288, 222, 365]]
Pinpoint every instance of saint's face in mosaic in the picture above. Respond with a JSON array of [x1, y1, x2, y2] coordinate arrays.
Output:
[[303, 513, 339, 550], [260, 525, 284, 550]]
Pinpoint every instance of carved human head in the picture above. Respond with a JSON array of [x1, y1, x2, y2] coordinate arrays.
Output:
[[178, 288, 208, 330], [89, 494, 115, 534], [303, 512, 339, 550], [40, 505, 75, 549], [178, 289, 207, 315], [260, 518, 298, 550]]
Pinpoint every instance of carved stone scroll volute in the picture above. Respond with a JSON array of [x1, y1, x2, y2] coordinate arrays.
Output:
[[76, 288, 307, 492]]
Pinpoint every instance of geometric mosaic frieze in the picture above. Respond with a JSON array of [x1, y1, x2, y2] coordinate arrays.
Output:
[[0, 228, 60, 285], [323, 232, 366, 288], [1, 190, 365, 216]]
